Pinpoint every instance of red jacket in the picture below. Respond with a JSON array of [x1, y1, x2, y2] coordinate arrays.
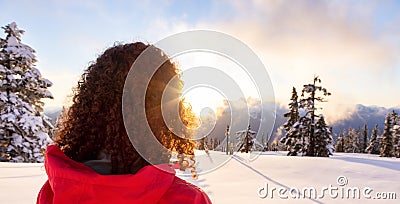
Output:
[[37, 145, 212, 204]]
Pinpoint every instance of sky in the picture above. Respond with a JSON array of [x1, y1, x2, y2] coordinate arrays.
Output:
[[1, 0, 399, 123]]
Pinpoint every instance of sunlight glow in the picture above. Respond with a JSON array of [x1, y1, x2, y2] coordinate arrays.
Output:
[[182, 86, 224, 116]]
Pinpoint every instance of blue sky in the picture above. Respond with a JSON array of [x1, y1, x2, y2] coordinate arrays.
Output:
[[1, 0, 399, 122]]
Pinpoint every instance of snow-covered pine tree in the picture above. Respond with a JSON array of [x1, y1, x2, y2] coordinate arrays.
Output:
[[236, 125, 255, 153], [355, 126, 362, 153], [380, 113, 393, 157], [0, 22, 53, 162], [279, 87, 302, 156], [360, 123, 368, 153], [343, 128, 352, 153], [366, 124, 380, 154], [390, 111, 399, 158], [243, 125, 254, 153], [313, 115, 334, 156], [299, 76, 331, 157], [335, 129, 345, 152], [347, 127, 360, 153]]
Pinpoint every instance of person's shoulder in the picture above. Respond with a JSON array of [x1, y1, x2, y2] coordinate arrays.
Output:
[[170, 176, 204, 195], [158, 176, 212, 204]]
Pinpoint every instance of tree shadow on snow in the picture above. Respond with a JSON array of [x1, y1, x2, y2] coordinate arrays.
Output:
[[232, 156, 324, 204], [331, 157, 400, 171]]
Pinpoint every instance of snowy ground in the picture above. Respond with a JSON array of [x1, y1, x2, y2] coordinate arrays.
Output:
[[1, 151, 399, 204]]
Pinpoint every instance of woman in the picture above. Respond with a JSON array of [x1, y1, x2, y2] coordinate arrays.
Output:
[[37, 42, 211, 203]]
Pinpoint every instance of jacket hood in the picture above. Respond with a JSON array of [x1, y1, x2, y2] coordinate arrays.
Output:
[[43, 145, 175, 204]]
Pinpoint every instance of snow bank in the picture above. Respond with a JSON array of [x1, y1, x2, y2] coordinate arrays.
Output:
[[1, 152, 399, 203]]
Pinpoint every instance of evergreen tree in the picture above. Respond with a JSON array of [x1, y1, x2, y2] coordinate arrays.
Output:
[[236, 125, 255, 153], [281, 118, 308, 156], [225, 125, 230, 154], [344, 127, 360, 153], [261, 132, 268, 151], [343, 128, 353, 153], [366, 124, 380, 154], [335, 130, 345, 152], [348, 127, 360, 153], [279, 87, 302, 156], [360, 123, 368, 153], [243, 125, 254, 153], [353, 126, 362, 153], [0, 22, 53, 162], [299, 76, 331, 157], [280, 77, 332, 157], [313, 115, 334, 156], [380, 113, 393, 157], [390, 111, 399, 158]]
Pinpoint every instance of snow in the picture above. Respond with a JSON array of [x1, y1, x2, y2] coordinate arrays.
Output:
[[0, 162, 47, 204], [0, 65, 5, 73], [8, 22, 20, 35], [7, 36, 19, 46], [304, 84, 315, 92], [1, 151, 399, 203]]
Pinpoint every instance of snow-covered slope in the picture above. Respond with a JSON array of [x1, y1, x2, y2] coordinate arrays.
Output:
[[0, 162, 47, 204], [1, 152, 399, 203]]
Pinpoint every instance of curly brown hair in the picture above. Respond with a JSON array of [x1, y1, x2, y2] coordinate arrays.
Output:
[[54, 42, 195, 174]]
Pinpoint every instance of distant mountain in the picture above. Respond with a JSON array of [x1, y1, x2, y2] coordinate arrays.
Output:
[[205, 102, 399, 143], [43, 103, 399, 142], [329, 104, 399, 137], [272, 104, 399, 141], [44, 108, 62, 124]]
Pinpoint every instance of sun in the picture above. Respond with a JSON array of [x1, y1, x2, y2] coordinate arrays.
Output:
[[182, 86, 224, 116]]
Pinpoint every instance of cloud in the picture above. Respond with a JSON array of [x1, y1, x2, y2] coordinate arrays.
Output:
[[5, 0, 398, 119], [189, 0, 400, 121]]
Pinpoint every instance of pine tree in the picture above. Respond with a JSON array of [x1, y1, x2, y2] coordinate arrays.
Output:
[[348, 127, 360, 153], [299, 76, 331, 157], [0, 22, 53, 162], [280, 87, 302, 156], [343, 128, 353, 153], [390, 111, 399, 158], [225, 125, 230, 154], [366, 124, 380, 154], [236, 125, 255, 153], [360, 123, 368, 153], [280, 77, 332, 157], [343, 127, 360, 153], [380, 113, 393, 157], [355, 126, 362, 153], [335, 130, 345, 152], [343, 127, 359, 153], [313, 115, 334, 156], [243, 125, 254, 153]]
